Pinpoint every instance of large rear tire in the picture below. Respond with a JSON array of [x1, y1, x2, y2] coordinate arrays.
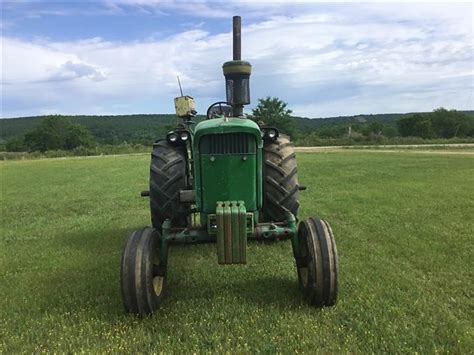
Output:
[[150, 140, 189, 230], [120, 227, 167, 315], [293, 217, 338, 307], [262, 135, 300, 222]]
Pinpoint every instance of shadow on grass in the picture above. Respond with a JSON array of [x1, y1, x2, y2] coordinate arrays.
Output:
[[218, 275, 303, 308], [27, 226, 303, 320]]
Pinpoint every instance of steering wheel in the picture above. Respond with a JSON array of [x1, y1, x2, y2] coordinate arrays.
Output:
[[206, 101, 232, 120]]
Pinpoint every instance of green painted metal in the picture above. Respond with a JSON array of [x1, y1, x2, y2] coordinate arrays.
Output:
[[254, 213, 297, 240], [231, 202, 239, 261], [238, 203, 247, 263], [160, 219, 215, 265], [200, 154, 257, 213], [193, 116, 262, 142], [159, 213, 296, 266], [216, 210, 225, 263], [224, 203, 232, 262], [207, 211, 254, 235], [192, 117, 263, 215], [216, 201, 248, 264]]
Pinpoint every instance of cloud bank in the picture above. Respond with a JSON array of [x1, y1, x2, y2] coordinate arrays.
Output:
[[1, 2, 473, 118]]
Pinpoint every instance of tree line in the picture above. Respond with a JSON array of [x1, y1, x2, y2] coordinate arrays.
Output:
[[252, 98, 473, 142], [2, 98, 473, 153], [397, 108, 473, 138]]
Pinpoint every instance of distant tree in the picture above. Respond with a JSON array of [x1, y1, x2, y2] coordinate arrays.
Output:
[[397, 108, 474, 139], [362, 120, 384, 136], [24, 115, 94, 152], [317, 124, 347, 138], [251, 97, 297, 138], [5, 136, 26, 152], [397, 113, 434, 138], [382, 125, 398, 138], [431, 108, 473, 138]]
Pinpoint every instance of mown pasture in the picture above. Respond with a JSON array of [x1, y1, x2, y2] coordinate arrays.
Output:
[[1, 150, 473, 353]]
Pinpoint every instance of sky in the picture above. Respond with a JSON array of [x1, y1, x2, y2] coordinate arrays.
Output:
[[1, 1, 473, 118]]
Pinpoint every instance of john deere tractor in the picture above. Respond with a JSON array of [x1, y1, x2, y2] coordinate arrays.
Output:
[[120, 16, 339, 315]]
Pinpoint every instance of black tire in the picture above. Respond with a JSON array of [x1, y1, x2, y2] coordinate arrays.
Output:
[[293, 217, 338, 307], [150, 140, 189, 230], [120, 227, 167, 315], [262, 135, 300, 222]]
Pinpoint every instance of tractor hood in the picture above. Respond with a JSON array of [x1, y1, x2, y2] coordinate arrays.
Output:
[[193, 117, 263, 215], [193, 116, 263, 147]]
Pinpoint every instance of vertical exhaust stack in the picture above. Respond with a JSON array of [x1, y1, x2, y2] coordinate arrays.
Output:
[[233, 15, 241, 60], [223, 16, 252, 117]]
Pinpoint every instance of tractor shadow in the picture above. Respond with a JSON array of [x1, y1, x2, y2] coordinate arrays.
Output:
[[220, 275, 303, 309], [166, 241, 305, 309], [31, 228, 304, 317]]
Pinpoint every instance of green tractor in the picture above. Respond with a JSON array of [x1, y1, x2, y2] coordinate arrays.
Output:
[[120, 16, 339, 315]]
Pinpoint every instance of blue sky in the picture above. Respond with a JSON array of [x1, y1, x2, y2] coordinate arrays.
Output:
[[1, 1, 473, 118]]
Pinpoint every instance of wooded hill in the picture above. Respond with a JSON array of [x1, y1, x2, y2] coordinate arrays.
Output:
[[1, 110, 473, 146]]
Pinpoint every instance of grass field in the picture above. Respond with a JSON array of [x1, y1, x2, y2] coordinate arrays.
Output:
[[1, 150, 473, 353]]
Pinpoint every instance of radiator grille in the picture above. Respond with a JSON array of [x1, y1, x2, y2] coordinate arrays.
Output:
[[200, 133, 256, 154]]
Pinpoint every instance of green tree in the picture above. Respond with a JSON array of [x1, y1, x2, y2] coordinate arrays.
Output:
[[5, 136, 26, 152], [317, 124, 347, 138], [397, 109, 474, 139], [251, 97, 297, 138], [431, 108, 473, 138], [24, 115, 94, 152], [363, 121, 384, 136], [382, 125, 398, 138], [397, 113, 434, 138]]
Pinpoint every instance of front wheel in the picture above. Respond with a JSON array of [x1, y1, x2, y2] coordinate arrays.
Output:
[[120, 227, 167, 315], [293, 217, 339, 307]]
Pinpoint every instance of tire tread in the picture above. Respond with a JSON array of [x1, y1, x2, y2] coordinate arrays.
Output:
[[150, 140, 188, 229], [262, 135, 300, 221]]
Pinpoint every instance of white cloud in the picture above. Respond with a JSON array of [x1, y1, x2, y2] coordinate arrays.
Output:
[[1, 2, 473, 117], [51, 61, 106, 82]]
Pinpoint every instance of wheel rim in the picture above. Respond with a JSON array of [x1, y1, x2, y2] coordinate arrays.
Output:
[[152, 250, 164, 296], [298, 222, 310, 288], [300, 268, 309, 288], [152, 276, 164, 296]]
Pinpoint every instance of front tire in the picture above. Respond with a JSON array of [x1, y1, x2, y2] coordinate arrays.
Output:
[[120, 227, 167, 315], [293, 217, 339, 307]]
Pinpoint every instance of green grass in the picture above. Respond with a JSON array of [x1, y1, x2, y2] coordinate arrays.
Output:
[[1, 151, 473, 353]]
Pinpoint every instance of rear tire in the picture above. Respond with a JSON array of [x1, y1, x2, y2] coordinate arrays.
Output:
[[293, 217, 338, 307], [262, 135, 300, 222], [150, 140, 189, 230], [120, 227, 167, 315]]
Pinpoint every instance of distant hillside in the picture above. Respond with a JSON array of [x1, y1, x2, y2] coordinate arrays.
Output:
[[0, 114, 197, 145], [293, 113, 401, 131], [1, 111, 473, 145], [293, 111, 474, 131]]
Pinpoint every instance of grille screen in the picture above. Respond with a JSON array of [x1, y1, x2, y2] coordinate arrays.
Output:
[[200, 133, 256, 154]]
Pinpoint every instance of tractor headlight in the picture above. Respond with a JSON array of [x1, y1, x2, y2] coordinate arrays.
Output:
[[180, 132, 189, 141], [167, 133, 178, 143], [261, 128, 279, 140], [267, 129, 277, 139]]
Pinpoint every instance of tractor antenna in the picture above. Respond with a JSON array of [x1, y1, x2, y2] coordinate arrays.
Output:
[[177, 75, 184, 96]]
